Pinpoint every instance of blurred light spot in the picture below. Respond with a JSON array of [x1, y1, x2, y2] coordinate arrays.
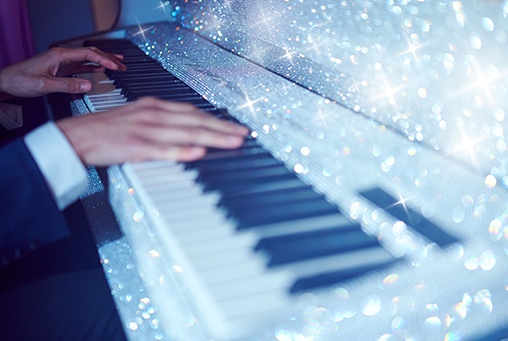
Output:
[[361, 295, 381, 316], [480, 250, 496, 270]]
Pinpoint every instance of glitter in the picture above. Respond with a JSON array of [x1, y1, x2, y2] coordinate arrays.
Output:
[[300, 147, 310, 156], [485, 174, 497, 188], [148, 250, 160, 258], [407, 146, 416, 156], [391, 316, 406, 330], [424, 316, 441, 327], [133, 211, 144, 222], [128, 188, 135, 194], [451, 207, 465, 223], [464, 254, 479, 270], [482, 17, 494, 32], [361, 295, 381, 316], [294, 164, 304, 173], [129, 322, 138, 330], [453, 302, 467, 319], [383, 273, 399, 286], [426, 304, 439, 312], [488, 219, 503, 241], [417, 88, 427, 98], [480, 250, 496, 270], [470, 34, 482, 49], [173, 265, 183, 272]]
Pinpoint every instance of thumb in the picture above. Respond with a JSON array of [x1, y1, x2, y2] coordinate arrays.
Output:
[[44, 76, 92, 94]]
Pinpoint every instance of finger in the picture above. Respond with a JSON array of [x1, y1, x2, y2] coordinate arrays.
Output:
[[44, 76, 92, 93], [108, 53, 124, 61], [69, 65, 105, 74], [134, 98, 249, 135], [136, 125, 245, 149], [57, 47, 127, 72], [145, 145, 207, 162]]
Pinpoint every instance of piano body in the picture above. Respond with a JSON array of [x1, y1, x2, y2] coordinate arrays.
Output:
[[57, 0, 508, 340]]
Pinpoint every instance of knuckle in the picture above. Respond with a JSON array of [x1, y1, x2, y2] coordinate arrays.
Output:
[[186, 127, 202, 141], [63, 79, 77, 92], [137, 96, 156, 106], [48, 47, 63, 56], [35, 78, 46, 93]]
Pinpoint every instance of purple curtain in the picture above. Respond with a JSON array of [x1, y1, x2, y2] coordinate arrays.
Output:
[[0, 0, 35, 69]]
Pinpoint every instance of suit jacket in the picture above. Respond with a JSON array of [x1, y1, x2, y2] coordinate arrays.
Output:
[[0, 138, 70, 264]]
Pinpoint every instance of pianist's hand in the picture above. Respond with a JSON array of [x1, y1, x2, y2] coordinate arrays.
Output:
[[0, 47, 126, 100], [56, 97, 249, 166]]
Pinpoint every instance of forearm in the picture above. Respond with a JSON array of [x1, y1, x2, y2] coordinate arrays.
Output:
[[0, 68, 14, 102]]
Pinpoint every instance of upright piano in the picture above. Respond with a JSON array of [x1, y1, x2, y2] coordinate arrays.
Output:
[[57, 0, 508, 340]]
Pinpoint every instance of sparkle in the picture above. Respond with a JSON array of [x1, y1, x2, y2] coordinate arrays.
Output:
[[385, 191, 416, 225], [133, 20, 150, 41], [154, 0, 171, 15]]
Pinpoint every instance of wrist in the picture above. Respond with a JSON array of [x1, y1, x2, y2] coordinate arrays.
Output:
[[0, 69, 14, 102]]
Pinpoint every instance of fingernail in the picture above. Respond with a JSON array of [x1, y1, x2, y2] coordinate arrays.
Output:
[[80, 82, 90, 91], [228, 136, 243, 144]]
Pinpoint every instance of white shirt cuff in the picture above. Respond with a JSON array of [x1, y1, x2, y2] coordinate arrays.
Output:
[[24, 122, 88, 210], [0, 103, 23, 130]]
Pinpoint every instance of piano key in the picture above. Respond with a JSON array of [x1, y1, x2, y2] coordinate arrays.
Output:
[[218, 186, 321, 210], [257, 226, 379, 266], [232, 198, 341, 229], [208, 272, 291, 301], [290, 252, 399, 292], [359, 187, 460, 247]]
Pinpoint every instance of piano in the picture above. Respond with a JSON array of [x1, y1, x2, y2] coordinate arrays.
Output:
[[56, 0, 508, 340]]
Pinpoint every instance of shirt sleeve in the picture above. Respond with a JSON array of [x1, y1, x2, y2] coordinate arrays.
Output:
[[0, 103, 23, 130], [24, 122, 88, 210]]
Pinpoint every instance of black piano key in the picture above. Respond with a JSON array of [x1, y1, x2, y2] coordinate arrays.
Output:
[[203, 171, 296, 193], [218, 186, 319, 210], [127, 88, 199, 100], [290, 259, 399, 293], [197, 165, 291, 184], [114, 75, 174, 87], [205, 140, 260, 154], [359, 188, 460, 247], [257, 226, 380, 266], [208, 173, 300, 196], [120, 82, 186, 95], [233, 197, 341, 229], [188, 155, 279, 173]]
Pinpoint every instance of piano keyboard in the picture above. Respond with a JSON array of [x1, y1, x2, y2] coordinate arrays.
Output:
[[80, 39, 403, 335]]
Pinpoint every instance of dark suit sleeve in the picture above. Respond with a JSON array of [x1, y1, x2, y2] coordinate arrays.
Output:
[[0, 138, 70, 264]]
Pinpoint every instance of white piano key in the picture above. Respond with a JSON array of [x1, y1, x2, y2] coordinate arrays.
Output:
[[251, 212, 353, 239], [158, 203, 219, 221], [208, 271, 291, 301], [183, 232, 257, 257], [129, 160, 178, 170], [171, 216, 236, 239], [198, 259, 269, 285], [139, 169, 198, 186], [156, 193, 221, 211], [218, 289, 289, 319], [281, 246, 396, 279], [191, 248, 256, 270]]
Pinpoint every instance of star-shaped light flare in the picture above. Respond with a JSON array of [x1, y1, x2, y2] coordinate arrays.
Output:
[[385, 191, 416, 225], [133, 19, 150, 41], [154, 0, 171, 15], [443, 126, 492, 174]]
